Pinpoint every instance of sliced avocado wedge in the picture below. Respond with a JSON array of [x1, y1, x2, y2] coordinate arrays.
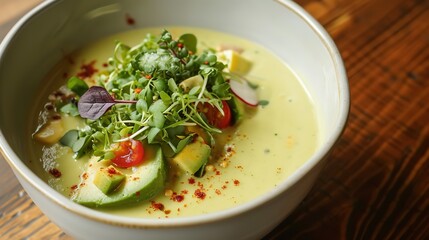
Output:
[[93, 165, 125, 195], [172, 136, 211, 175], [185, 126, 210, 144], [179, 75, 203, 93], [34, 119, 64, 145], [72, 145, 166, 207], [228, 95, 246, 125]]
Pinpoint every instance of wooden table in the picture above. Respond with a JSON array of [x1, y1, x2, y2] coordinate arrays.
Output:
[[1, 0, 428, 239]]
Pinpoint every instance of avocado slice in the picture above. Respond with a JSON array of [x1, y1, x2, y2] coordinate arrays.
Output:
[[93, 165, 125, 195], [72, 145, 166, 207], [179, 75, 203, 93], [34, 119, 64, 145], [228, 95, 246, 125], [185, 126, 210, 144], [172, 136, 211, 175]]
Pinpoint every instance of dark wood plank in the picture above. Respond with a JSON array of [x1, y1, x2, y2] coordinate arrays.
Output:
[[264, 0, 429, 239]]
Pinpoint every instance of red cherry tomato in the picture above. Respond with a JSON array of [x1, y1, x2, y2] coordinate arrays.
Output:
[[203, 100, 232, 129], [111, 139, 144, 168]]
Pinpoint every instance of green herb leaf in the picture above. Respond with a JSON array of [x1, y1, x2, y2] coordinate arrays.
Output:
[[248, 81, 259, 90], [59, 130, 79, 148], [258, 100, 269, 107], [179, 33, 197, 53], [147, 127, 161, 143], [168, 78, 178, 92], [149, 99, 168, 113], [67, 77, 89, 96], [72, 135, 92, 159], [159, 91, 171, 105], [136, 99, 148, 113], [212, 82, 230, 98], [176, 134, 194, 153], [152, 111, 165, 129], [188, 86, 201, 96], [60, 103, 79, 116], [104, 151, 116, 160], [72, 136, 87, 152]]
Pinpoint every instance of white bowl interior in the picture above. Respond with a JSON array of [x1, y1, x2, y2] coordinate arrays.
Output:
[[0, 0, 348, 232]]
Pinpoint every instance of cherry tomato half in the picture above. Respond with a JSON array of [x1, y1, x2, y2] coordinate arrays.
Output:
[[203, 100, 232, 129], [111, 139, 144, 168]]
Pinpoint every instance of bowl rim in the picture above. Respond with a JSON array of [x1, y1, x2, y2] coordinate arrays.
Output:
[[0, 0, 350, 228]]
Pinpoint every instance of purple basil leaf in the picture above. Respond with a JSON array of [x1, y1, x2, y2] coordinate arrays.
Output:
[[78, 86, 116, 120]]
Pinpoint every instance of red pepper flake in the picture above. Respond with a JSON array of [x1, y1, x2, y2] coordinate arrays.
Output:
[[51, 114, 61, 120], [174, 195, 184, 202], [82, 172, 88, 180], [145, 74, 152, 79], [49, 168, 61, 178], [222, 185, 227, 190], [204, 61, 209, 65], [177, 43, 184, 48], [151, 201, 165, 211], [188, 178, 195, 184], [71, 184, 78, 190], [102, 62, 108, 67], [234, 180, 240, 186], [169, 191, 185, 202], [215, 189, 221, 195], [181, 190, 188, 195], [134, 88, 142, 94], [194, 189, 206, 200], [77, 60, 98, 79], [164, 210, 171, 215], [125, 14, 136, 26], [215, 170, 221, 175], [107, 167, 117, 175], [136, 191, 141, 197], [133, 177, 140, 181]]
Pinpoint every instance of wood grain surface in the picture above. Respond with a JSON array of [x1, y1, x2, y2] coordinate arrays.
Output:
[[1, 0, 428, 239]]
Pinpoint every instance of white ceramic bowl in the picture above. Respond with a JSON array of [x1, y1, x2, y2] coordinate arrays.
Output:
[[0, 0, 349, 239]]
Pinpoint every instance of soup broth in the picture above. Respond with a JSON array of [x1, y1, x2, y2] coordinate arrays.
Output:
[[28, 27, 319, 218]]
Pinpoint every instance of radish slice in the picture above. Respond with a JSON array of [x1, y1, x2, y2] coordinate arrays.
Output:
[[229, 78, 258, 106]]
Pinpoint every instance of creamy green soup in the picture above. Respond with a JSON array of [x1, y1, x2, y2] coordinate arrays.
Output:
[[28, 27, 318, 218]]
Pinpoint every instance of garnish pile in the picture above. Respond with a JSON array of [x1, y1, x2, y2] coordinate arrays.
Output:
[[59, 30, 255, 172]]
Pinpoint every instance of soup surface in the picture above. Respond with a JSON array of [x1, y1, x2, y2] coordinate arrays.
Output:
[[28, 27, 319, 218]]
